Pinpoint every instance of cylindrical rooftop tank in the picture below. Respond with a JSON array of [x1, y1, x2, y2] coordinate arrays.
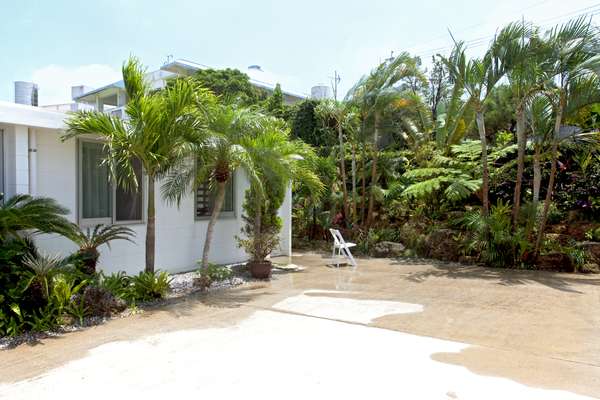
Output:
[[14, 81, 39, 106], [311, 85, 331, 100]]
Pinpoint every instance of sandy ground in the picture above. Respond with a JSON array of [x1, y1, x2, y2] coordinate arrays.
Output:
[[1, 251, 599, 399]]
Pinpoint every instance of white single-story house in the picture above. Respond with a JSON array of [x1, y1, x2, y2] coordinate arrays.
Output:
[[0, 60, 308, 275]]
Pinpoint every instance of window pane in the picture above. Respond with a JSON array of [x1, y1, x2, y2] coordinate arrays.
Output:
[[81, 141, 112, 219], [196, 178, 234, 218], [115, 157, 143, 221]]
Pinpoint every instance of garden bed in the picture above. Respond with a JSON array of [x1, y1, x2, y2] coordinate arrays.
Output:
[[0, 264, 252, 350]]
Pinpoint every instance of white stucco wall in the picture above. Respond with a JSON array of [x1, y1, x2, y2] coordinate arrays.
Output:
[[0, 123, 30, 198], [12, 128, 292, 275]]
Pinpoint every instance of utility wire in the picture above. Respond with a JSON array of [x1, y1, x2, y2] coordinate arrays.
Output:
[[409, 5, 600, 60]]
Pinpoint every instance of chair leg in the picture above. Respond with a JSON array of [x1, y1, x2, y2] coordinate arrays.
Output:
[[343, 247, 357, 267]]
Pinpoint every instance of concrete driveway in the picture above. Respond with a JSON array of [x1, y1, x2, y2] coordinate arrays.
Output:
[[1, 251, 599, 399]]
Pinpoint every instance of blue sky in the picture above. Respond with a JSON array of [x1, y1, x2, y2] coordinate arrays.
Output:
[[1, 0, 599, 105]]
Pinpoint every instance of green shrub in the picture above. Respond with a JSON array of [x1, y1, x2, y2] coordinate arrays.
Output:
[[128, 271, 172, 302], [566, 247, 588, 273], [237, 185, 283, 263], [50, 274, 88, 316], [585, 227, 600, 241], [98, 271, 131, 300], [200, 264, 232, 283], [546, 203, 564, 225], [71, 286, 125, 317], [461, 201, 530, 268], [398, 223, 428, 256]]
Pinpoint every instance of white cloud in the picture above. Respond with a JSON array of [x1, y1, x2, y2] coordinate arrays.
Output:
[[30, 64, 121, 105]]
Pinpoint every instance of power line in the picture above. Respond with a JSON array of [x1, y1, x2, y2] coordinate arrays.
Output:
[[409, 5, 600, 60], [402, 0, 557, 52], [406, 1, 600, 55]]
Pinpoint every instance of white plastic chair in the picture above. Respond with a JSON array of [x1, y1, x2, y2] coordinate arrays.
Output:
[[329, 229, 357, 267]]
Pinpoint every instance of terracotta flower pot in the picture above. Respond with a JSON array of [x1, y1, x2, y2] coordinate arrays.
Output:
[[249, 261, 273, 279]]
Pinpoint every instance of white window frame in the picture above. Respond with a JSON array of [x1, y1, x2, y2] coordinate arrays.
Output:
[[78, 138, 144, 226]]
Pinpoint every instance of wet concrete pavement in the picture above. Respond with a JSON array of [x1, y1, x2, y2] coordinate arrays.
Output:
[[1, 251, 599, 399]]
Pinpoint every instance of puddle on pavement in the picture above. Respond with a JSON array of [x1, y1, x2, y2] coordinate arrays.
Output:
[[271, 290, 423, 324]]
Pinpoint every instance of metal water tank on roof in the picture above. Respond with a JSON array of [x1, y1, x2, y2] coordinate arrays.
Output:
[[14, 81, 39, 106], [311, 85, 332, 100]]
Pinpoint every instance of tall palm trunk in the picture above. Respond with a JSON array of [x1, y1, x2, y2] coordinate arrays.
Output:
[[145, 177, 156, 273], [532, 143, 542, 205], [351, 143, 357, 223], [201, 181, 227, 269], [366, 113, 380, 227], [535, 102, 563, 257], [253, 194, 262, 262], [360, 148, 367, 225], [475, 110, 490, 216], [512, 105, 526, 228], [337, 124, 349, 225]]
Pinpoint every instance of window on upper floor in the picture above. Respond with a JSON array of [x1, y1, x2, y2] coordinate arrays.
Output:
[[78, 139, 143, 225]]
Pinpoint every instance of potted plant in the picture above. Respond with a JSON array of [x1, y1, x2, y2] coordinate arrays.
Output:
[[237, 185, 283, 279]]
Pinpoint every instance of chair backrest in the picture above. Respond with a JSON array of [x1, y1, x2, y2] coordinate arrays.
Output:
[[329, 229, 340, 245], [329, 229, 347, 246]]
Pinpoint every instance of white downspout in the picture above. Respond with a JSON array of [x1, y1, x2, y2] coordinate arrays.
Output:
[[28, 128, 37, 196]]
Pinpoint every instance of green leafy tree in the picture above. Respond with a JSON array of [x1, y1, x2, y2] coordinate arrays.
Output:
[[263, 83, 287, 118], [65, 57, 212, 273], [401, 140, 516, 204], [193, 68, 266, 105], [290, 99, 334, 150]]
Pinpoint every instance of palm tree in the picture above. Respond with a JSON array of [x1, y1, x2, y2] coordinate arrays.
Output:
[[315, 100, 352, 224], [0, 194, 72, 241], [527, 95, 554, 206], [162, 105, 266, 269], [64, 57, 211, 273], [495, 22, 545, 227], [443, 39, 510, 216], [534, 17, 600, 256], [23, 253, 63, 300], [346, 53, 427, 227], [64, 224, 135, 274], [240, 120, 324, 262]]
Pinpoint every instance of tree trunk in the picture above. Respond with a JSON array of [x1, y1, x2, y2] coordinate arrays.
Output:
[[201, 181, 227, 269], [337, 124, 349, 225], [145, 177, 156, 274], [351, 143, 357, 223], [366, 113, 380, 227], [360, 148, 367, 226], [512, 105, 526, 228], [253, 194, 263, 262], [532, 144, 542, 205], [535, 104, 563, 257], [475, 110, 490, 216]]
